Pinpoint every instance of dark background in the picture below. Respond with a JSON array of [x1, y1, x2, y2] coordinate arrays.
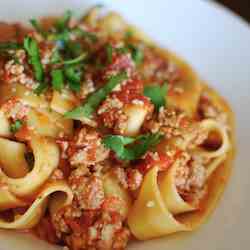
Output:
[[216, 0, 250, 22]]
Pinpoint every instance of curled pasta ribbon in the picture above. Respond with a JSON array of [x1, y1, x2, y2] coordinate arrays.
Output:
[[206, 153, 227, 179], [50, 89, 76, 115], [0, 111, 10, 137], [27, 108, 73, 137], [0, 188, 28, 211], [128, 167, 189, 240], [0, 83, 48, 109], [123, 104, 150, 136], [198, 119, 230, 159], [0, 138, 29, 210], [0, 138, 28, 178], [0, 136, 59, 197], [0, 181, 73, 229], [159, 161, 196, 215]]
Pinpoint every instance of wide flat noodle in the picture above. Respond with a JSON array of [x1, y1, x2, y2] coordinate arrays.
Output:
[[159, 160, 196, 215], [0, 188, 28, 211], [0, 138, 28, 178], [197, 119, 230, 158], [0, 83, 48, 109], [128, 167, 189, 240], [0, 111, 10, 137], [27, 108, 73, 137], [0, 181, 73, 229], [0, 136, 59, 197]]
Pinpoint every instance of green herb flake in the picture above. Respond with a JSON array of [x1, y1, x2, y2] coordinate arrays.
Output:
[[128, 44, 144, 65], [103, 133, 163, 161], [64, 65, 82, 92], [10, 120, 23, 133], [23, 37, 44, 82], [55, 10, 72, 32], [144, 82, 168, 111], [72, 28, 98, 43], [65, 71, 127, 119], [63, 52, 87, 65], [50, 49, 62, 64], [48, 30, 71, 42], [30, 19, 47, 37], [51, 69, 64, 91], [34, 82, 48, 95], [116, 46, 129, 55], [0, 42, 22, 51], [125, 29, 134, 39], [106, 44, 113, 64], [65, 41, 82, 57]]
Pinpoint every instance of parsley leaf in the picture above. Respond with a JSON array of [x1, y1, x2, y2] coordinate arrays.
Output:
[[55, 10, 72, 32], [103, 133, 163, 161], [63, 52, 87, 65], [106, 44, 113, 64], [0, 42, 22, 50], [64, 65, 82, 92], [48, 30, 71, 43], [51, 69, 64, 91], [65, 71, 127, 119], [10, 120, 23, 133], [65, 41, 82, 57], [23, 36, 44, 83], [125, 29, 134, 40], [144, 82, 168, 111], [34, 82, 48, 95], [128, 44, 144, 65], [50, 49, 62, 64], [30, 19, 47, 37], [72, 28, 98, 43]]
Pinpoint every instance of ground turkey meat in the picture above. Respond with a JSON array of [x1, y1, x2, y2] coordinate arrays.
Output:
[[112, 167, 143, 191], [175, 155, 207, 206], [69, 172, 105, 210], [68, 127, 110, 167]]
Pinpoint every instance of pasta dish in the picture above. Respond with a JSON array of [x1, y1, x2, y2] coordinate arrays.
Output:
[[0, 6, 235, 250]]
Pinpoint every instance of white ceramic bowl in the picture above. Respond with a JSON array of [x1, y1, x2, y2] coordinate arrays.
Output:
[[0, 1, 250, 250]]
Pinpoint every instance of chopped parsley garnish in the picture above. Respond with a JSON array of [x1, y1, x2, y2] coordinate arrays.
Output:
[[63, 52, 87, 65], [65, 41, 82, 57], [10, 120, 23, 133], [106, 44, 113, 64], [144, 82, 168, 111], [30, 19, 47, 37], [125, 29, 134, 40], [23, 37, 45, 94], [55, 10, 72, 32], [50, 49, 62, 64], [72, 28, 98, 43], [103, 133, 163, 161], [64, 65, 82, 92], [51, 69, 64, 91], [65, 71, 127, 119], [48, 30, 71, 43], [128, 44, 144, 65], [0, 42, 22, 51], [33, 82, 48, 95], [116, 46, 129, 55]]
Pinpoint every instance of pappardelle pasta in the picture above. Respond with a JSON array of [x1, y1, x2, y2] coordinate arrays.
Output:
[[0, 6, 235, 250]]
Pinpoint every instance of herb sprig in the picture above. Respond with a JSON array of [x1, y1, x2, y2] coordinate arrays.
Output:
[[65, 72, 127, 119], [144, 82, 168, 111], [103, 133, 163, 161], [10, 120, 23, 133]]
